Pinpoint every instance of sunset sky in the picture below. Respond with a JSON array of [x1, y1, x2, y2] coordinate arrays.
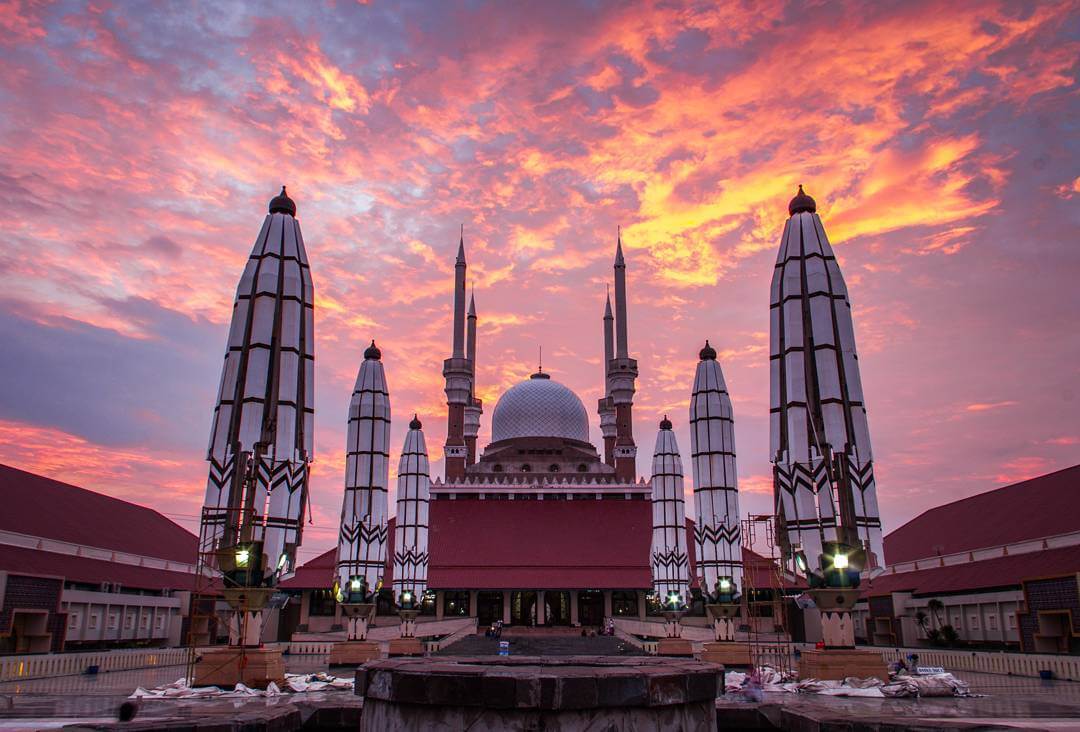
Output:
[[1, 1, 1077, 564]]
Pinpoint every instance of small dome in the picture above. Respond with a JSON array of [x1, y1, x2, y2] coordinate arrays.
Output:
[[409, 414, 422, 430], [269, 185, 296, 217], [699, 340, 716, 360], [659, 415, 672, 430], [364, 340, 381, 360], [788, 184, 816, 216], [491, 373, 590, 443]]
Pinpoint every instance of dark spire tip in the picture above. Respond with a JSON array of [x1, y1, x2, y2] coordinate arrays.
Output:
[[364, 340, 382, 360], [660, 415, 673, 430], [699, 340, 717, 360], [269, 185, 296, 217], [788, 184, 816, 216], [410, 414, 422, 430]]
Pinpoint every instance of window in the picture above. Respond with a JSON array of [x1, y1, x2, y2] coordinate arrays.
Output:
[[108, 613, 119, 630], [520, 464, 531, 472], [444, 591, 470, 617], [549, 464, 559, 472], [987, 614, 998, 631], [125, 613, 135, 630], [88, 614, 99, 630], [309, 589, 337, 616], [612, 591, 638, 617], [141, 614, 150, 630], [493, 464, 503, 472], [155, 615, 165, 629], [420, 590, 437, 617], [577, 464, 587, 472], [1007, 613, 1017, 630], [968, 614, 980, 630], [68, 612, 80, 630]]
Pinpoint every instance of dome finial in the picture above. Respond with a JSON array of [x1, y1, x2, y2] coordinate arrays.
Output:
[[699, 340, 717, 360], [409, 414, 422, 430], [269, 185, 297, 217], [788, 184, 816, 216], [660, 415, 672, 430], [364, 340, 381, 360]]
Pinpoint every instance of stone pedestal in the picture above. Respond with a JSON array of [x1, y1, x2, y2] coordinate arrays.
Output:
[[329, 640, 381, 665], [340, 602, 376, 641], [699, 642, 751, 666], [798, 648, 888, 681], [808, 588, 860, 649], [705, 603, 740, 642], [192, 646, 285, 688], [355, 656, 721, 731], [388, 637, 424, 656], [656, 637, 694, 656], [331, 603, 379, 666], [799, 588, 888, 681]]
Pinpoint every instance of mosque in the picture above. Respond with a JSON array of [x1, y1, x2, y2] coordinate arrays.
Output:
[[197, 184, 883, 644]]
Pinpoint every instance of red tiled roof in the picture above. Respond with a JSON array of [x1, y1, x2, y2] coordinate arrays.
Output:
[[280, 518, 396, 590], [861, 545, 1080, 598], [427, 499, 653, 589], [0, 464, 197, 563], [884, 464, 1080, 565], [0, 544, 197, 590]]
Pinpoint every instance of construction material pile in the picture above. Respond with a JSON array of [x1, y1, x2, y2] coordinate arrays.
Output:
[[129, 672, 353, 699]]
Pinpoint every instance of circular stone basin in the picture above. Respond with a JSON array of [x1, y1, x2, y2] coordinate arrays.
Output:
[[355, 655, 722, 731]]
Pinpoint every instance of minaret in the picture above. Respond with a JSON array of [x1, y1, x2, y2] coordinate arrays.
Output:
[[335, 341, 391, 609], [202, 186, 314, 590], [392, 415, 430, 608], [610, 232, 639, 481], [597, 292, 617, 466], [650, 417, 690, 609], [463, 292, 483, 466], [690, 341, 743, 602], [442, 230, 470, 480], [770, 186, 884, 570]]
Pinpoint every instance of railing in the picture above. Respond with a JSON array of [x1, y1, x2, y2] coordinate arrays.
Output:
[[286, 641, 335, 656], [876, 646, 1080, 681], [0, 648, 188, 682], [286, 617, 477, 655]]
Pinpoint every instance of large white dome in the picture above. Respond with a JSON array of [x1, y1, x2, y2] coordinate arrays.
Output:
[[490, 373, 590, 443]]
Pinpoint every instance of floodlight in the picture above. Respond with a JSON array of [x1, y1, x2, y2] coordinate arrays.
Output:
[[719, 579, 732, 591], [235, 548, 250, 567], [277, 553, 289, 570], [350, 578, 362, 590], [402, 590, 413, 602], [833, 553, 849, 569]]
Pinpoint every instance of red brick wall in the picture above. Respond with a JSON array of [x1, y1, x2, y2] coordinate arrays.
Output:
[[0, 574, 67, 652]]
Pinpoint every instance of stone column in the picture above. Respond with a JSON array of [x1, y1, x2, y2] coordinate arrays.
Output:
[[435, 591, 444, 620], [469, 590, 479, 619], [570, 592, 579, 626], [603, 590, 613, 619], [502, 592, 511, 625], [537, 590, 546, 626], [637, 591, 646, 620]]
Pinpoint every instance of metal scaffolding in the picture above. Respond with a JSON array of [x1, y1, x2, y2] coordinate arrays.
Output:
[[742, 513, 794, 675]]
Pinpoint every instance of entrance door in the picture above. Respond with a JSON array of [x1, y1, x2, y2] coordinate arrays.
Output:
[[545, 591, 571, 626], [477, 592, 504, 627], [277, 595, 301, 642], [578, 591, 603, 627], [511, 591, 537, 626]]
